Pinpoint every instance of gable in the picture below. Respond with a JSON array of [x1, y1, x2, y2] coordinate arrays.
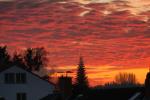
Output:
[[0, 66, 55, 100], [0, 66, 55, 88]]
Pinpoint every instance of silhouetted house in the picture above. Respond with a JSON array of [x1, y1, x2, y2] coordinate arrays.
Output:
[[0, 66, 56, 100], [129, 71, 150, 100], [73, 86, 144, 100], [128, 92, 144, 100]]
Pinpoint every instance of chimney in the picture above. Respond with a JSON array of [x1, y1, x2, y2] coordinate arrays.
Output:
[[58, 76, 72, 100]]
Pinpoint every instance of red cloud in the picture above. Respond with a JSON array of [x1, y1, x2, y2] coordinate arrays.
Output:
[[0, 0, 149, 86]]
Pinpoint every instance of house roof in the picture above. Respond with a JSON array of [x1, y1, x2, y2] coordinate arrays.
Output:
[[129, 92, 144, 100], [74, 86, 144, 100], [0, 65, 56, 86]]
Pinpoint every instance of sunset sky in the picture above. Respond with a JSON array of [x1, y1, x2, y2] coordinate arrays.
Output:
[[0, 0, 150, 86]]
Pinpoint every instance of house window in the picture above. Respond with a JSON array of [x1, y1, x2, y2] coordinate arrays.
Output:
[[16, 73, 26, 84], [17, 93, 26, 100], [5, 73, 15, 84], [4, 73, 26, 84]]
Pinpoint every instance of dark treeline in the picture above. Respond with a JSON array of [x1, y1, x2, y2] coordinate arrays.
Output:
[[0, 45, 47, 72]]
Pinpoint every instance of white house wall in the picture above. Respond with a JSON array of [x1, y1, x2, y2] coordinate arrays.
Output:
[[0, 66, 55, 100]]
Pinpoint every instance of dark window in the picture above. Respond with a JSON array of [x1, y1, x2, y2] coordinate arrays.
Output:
[[16, 73, 26, 84], [16, 73, 21, 83], [17, 93, 26, 100], [4, 73, 15, 84], [4, 73, 9, 83], [4, 73, 26, 84], [21, 73, 26, 83]]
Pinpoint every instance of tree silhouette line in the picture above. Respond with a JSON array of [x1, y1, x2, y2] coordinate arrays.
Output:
[[0, 45, 47, 72], [1, 45, 147, 100]]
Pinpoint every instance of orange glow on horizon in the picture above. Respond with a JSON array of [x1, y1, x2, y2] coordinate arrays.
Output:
[[48, 65, 149, 87]]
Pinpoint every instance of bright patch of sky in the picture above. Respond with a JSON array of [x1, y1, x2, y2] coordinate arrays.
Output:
[[73, 0, 113, 4], [75, 0, 150, 15]]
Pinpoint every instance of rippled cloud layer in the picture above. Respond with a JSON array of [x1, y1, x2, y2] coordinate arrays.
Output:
[[0, 0, 149, 85]]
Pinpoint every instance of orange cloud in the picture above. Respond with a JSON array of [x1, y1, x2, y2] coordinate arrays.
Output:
[[0, 0, 150, 86]]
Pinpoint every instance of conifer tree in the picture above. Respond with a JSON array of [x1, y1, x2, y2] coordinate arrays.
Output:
[[75, 56, 89, 93]]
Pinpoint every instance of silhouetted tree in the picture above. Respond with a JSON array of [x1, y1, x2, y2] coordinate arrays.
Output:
[[12, 52, 26, 69], [75, 56, 89, 94], [115, 72, 137, 85], [33, 47, 48, 71], [24, 48, 34, 71], [0, 46, 11, 70], [24, 47, 48, 71], [144, 71, 150, 100]]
